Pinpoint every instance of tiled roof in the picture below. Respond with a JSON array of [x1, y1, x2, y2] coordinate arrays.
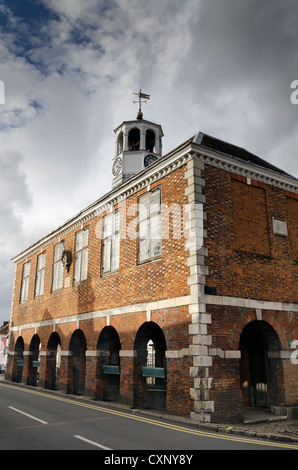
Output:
[[193, 132, 295, 178]]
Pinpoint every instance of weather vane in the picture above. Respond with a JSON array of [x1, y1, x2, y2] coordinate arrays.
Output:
[[132, 89, 150, 120]]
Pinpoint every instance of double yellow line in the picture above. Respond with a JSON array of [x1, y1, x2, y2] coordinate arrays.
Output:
[[1, 382, 297, 450]]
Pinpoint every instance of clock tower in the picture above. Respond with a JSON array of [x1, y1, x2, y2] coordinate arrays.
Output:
[[112, 90, 164, 188]]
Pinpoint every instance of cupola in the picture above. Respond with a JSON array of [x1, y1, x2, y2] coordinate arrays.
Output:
[[112, 90, 164, 188]]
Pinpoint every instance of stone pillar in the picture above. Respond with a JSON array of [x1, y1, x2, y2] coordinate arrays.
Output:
[[59, 351, 71, 394], [166, 349, 191, 416], [123, 132, 129, 152], [22, 351, 31, 385], [38, 351, 47, 389], [119, 350, 137, 407], [85, 351, 98, 398], [140, 129, 146, 150]]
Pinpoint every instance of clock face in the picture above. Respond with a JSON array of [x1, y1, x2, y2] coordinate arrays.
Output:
[[144, 154, 158, 167], [112, 157, 122, 176]]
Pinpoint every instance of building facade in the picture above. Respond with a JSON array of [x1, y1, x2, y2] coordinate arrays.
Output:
[[0, 321, 9, 373], [6, 110, 298, 423]]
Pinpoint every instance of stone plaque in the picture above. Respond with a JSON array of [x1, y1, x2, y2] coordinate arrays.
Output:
[[272, 217, 288, 236]]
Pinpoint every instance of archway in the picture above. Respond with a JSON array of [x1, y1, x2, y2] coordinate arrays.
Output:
[[12, 336, 24, 383], [28, 334, 40, 386], [117, 131, 123, 154], [239, 321, 283, 409], [45, 332, 61, 390], [68, 329, 87, 395], [134, 322, 167, 410], [128, 128, 140, 151], [97, 326, 121, 401], [146, 130, 156, 152]]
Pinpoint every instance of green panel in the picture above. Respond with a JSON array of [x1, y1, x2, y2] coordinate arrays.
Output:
[[16, 360, 23, 367], [32, 361, 40, 368], [142, 367, 165, 378], [102, 365, 120, 375]]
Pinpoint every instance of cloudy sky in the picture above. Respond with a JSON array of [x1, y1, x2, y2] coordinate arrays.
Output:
[[0, 0, 297, 324]]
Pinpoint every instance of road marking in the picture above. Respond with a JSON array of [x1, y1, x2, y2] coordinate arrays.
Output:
[[9, 406, 48, 425], [74, 435, 112, 450], [1, 383, 297, 450]]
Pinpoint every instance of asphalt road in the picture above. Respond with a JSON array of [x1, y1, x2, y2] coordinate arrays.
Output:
[[0, 381, 296, 453]]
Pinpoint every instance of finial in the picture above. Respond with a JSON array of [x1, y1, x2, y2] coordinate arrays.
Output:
[[132, 89, 150, 120]]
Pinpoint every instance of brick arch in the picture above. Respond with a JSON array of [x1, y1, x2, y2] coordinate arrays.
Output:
[[97, 325, 121, 362], [96, 326, 121, 402], [28, 333, 41, 387], [239, 320, 284, 409], [133, 321, 167, 410], [134, 321, 167, 367], [68, 329, 87, 395], [231, 310, 285, 352], [12, 336, 24, 383], [261, 311, 292, 349], [229, 309, 255, 350], [45, 332, 61, 390], [111, 313, 148, 350]]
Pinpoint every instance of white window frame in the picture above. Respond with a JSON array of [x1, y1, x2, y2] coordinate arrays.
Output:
[[52, 242, 64, 291], [102, 210, 120, 274], [74, 227, 89, 283], [20, 261, 30, 303], [35, 252, 46, 297], [138, 188, 162, 263]]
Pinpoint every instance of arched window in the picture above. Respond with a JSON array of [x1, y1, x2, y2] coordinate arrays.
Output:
[[117, 132, 123, 154], [146, 340, 155, 367], [146, 130, 155, 153], [128, 128, 140, 151]]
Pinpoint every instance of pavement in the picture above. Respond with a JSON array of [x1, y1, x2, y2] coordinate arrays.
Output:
[[201, 408, 298, 444], [1, 375, 298, 445], [135, 405, 298, 446]]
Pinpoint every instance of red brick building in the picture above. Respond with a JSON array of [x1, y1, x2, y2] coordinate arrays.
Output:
[[6, 109, 298, 423]]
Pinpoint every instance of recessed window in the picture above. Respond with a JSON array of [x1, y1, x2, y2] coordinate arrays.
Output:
[[74, 228, 89, 283], [146, 130, 155, 152], [138, 188, 162, 263], [20, 261, 30, 303], [35, 252, 46, 297], [102, 210, 120, 274], [52, 242, 64, 291], [128, 128, 140, 151], [117, 132, 123, 154]]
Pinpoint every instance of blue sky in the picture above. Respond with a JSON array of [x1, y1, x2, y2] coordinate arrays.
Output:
[[0, 0, 298, 324]]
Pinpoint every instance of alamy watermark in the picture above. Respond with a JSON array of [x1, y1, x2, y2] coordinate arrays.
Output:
[[290, 340, 298, 365], [94, 201, 205, 252], [290, 80, 298, 104]]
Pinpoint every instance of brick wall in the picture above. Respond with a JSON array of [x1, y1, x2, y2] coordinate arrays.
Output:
[[201, 164, 298, 422], [204, 166, 298, 303], [11, 166, 189, 330], [8, 163, 194, 417]]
